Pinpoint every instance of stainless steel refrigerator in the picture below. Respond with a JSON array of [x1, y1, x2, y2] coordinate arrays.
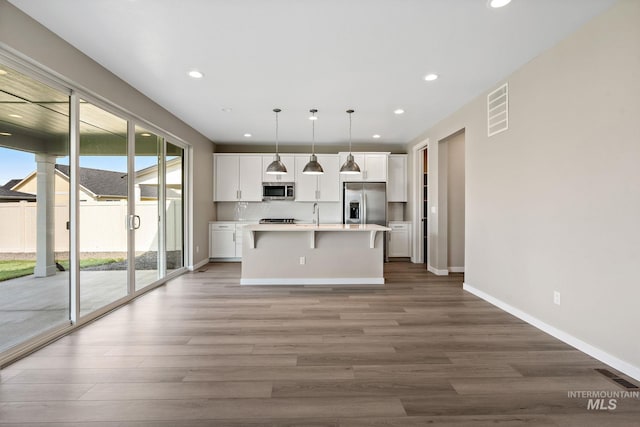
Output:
[[343, 182, 387, 259]]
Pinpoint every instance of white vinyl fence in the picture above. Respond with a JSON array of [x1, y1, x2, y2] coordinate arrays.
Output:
[[0, 201, 181, 254]]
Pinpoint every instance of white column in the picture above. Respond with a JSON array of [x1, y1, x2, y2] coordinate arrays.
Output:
[[34, 153, 57, 277]]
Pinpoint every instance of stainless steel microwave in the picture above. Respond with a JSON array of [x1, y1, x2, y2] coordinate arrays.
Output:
[[262, 182, 294, 200]]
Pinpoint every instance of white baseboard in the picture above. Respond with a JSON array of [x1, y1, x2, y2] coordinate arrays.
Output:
[[449, 266, 465, 273], [463, 282, 640, 382], [188, 258, 209, 271], [241, 278, 385, 285], [428, 265, 449, 276]]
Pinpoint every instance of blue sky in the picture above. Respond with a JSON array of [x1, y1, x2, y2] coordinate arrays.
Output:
[[0, 147, 156, 187]]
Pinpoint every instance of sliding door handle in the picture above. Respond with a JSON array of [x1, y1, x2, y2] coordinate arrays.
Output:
[[127, 215, 141, 230]]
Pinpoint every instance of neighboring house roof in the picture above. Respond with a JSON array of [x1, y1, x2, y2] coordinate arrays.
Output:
[[55, 164, 129, 199], [54, 165, 159, 199], [9, 165, 172, 201], [1, 179, 23, 190], [138, 184, 182, 200], [0, 186, 36, 202]]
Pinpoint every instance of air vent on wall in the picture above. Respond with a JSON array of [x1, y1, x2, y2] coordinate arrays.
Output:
[[487, 82, 508, 136]]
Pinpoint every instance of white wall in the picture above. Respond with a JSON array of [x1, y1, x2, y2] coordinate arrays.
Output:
[[408, 0, 640, 375], [0, 0, 214, 268]]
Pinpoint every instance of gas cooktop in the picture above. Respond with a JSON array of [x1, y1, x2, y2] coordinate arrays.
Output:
[[259, 218, 295, 224]]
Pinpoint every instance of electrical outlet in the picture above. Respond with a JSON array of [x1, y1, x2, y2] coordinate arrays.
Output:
[[196, 245, 199, 253], [554, 291, 561, 305], [299, 256, 306, 265]]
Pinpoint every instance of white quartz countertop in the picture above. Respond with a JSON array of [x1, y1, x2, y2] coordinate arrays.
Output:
[[244, 223, 391, 232]]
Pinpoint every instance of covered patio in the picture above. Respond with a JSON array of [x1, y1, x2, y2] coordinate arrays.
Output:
[[0, 269, 157, 354]]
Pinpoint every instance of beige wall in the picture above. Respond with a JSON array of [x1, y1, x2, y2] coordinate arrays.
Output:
[[443, 131, 465, 270], [0, 0, 214, 268], [407, 0, 640, 374]]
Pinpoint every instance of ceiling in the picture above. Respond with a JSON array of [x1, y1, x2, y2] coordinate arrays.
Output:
[[8, 0, 617, 147]]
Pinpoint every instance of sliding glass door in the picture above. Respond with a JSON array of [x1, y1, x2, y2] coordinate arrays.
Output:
[[0, 62, 71, 353], [0, 56, 187, 363], [134, 126, 161, 291], [166, 142, 184, 274], [78, 100, 129, 317]]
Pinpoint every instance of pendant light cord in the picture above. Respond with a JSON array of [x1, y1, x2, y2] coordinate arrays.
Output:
[[347, 109, 355, 154], [312, 116, 315, 155], [273, 108, 281, 155], [348, 112, 352, 154], [310, 109, 317, 155]]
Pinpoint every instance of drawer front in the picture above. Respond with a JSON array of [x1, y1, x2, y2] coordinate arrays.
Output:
[[389, 223, 409, 230], [211, 223, 236, 230]]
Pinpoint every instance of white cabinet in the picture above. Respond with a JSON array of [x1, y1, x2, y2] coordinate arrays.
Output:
[[388, 221, 411, 257], [387, 154, 408, 202], [262, 155, 295, 182], [213, 154, 262, 201], [339, 152, 388, 181], [235, 223, 249, 258], [209, 222, 237, 258], [209, 222, 253, 259], [294, 154, 339, 201]]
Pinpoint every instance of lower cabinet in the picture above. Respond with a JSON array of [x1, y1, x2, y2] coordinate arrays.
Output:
[[388, 221, 411, 257], [209, 222, 251, 259]]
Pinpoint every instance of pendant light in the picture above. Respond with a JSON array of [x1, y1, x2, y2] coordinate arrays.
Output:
[[340, 109, 361, 174], [265, 108, 287, 175], [302, 108, 324, 175]]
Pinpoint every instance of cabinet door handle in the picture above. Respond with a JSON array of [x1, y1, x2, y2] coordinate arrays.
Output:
[[233, 232, 236, 243]]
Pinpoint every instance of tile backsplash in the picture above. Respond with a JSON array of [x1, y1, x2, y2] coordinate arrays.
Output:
[[216, 201, 342, 223], [215, 201, 406, 223]]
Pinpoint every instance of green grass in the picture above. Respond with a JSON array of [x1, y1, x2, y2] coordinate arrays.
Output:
[[0, 260, 35, 282], [0, 258, 124, 282]]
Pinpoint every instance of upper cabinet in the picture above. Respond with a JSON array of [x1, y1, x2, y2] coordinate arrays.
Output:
[[213, 154, 263, 201], [338, 152, 389, 182], [387, 154, 408, 202], [214, 152, 402, 203], [294, 154, 339, 202], [261, 155, 295, 182]]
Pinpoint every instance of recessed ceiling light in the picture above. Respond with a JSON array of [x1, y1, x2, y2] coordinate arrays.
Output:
[[221, 108, 233, 112], [372, 134, 381, 139], [424, 73, 439, 81], [140, 133, 151, 137], [188, 70, 204, 79], [8, 114, 22, 118], [393, 109, 405, 115], [244, 133, 252, 138], [0, 70, 8, 76], [0, 132, 11, 136], [489, 0, 511, 8]]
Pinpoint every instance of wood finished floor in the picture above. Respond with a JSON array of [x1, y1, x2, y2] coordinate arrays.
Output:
[[1, 261, 638, 426]]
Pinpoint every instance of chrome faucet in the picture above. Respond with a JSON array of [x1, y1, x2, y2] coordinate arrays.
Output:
[[313, 202, 319, 226]]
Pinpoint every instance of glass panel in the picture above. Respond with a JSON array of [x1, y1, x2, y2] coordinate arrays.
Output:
[[78, 100, 128, 317], [0, 63, 70, 353], [166, 142, 184, 272], [134, 126, 160, 290]]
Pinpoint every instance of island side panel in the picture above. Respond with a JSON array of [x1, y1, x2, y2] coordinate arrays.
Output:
[[241, 230, 385, 284]]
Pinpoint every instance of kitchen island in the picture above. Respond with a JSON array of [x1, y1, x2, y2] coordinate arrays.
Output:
[[241, 223, 390, 285]]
